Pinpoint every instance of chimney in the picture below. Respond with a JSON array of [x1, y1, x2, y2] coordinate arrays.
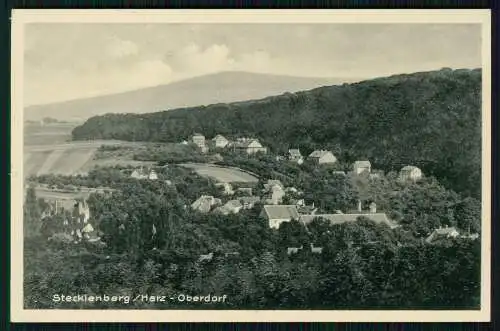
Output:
[[369, 202, 377, 213], [357, 200, 362, 212]]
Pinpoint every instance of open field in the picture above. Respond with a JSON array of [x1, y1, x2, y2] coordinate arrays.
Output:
[[24, 122, 76, 146], [23, 123, 153, 178], [180, 163, 259, 183]]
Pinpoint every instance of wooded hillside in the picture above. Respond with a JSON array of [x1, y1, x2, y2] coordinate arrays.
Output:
[[72, 68, 482, 198]]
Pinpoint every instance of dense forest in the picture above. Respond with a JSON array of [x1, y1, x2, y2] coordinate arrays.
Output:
[[72, 68, 482, 198], [25, 68, 483, 310], [25, 163, 481, 309]]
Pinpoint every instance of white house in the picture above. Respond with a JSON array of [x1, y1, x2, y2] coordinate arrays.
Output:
[[288, 149, 304, 164], [149, 169, 158, 180], [260, 205, 300, 229], [232, 139, 267, 155], [399, 166, 423, 181], [191, 133, 206, 148], [308, 150, 337, 164], [131, 168, 148, 179], [425, 226, 460, 243], [212, 134, 230, 148], [353, 160, 371, 175]]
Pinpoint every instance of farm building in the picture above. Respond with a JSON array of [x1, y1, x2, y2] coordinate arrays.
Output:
[[353, 160, 371, 175], [212, 134, 230, 148], [308, 150, 337, 164], [260, 205, 300, 229], [399, 165, 423, 181]]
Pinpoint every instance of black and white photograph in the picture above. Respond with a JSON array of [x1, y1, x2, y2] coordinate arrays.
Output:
[[11, 9, 491, 322]]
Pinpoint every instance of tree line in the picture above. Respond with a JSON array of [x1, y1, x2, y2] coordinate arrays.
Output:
[[72, 68, 482, 198]]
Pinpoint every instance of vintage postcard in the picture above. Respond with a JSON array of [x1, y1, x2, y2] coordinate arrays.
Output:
[[11, 9, 491, 322]]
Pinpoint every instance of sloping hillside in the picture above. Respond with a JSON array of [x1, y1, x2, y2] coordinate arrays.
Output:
[[72, 68, 482, 198], [24, 71, 356, 121]]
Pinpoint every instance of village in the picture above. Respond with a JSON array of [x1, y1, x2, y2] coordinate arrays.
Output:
[[34, 130, 480, 260]]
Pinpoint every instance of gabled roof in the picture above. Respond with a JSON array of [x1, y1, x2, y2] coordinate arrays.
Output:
[[212, 134, 228, 141], [354, 160, 371, 167], [233, 139, 262, 148], [262, 205, 300, 220], [308, 150, 332, 158], [401, 165, 421, 172], [300, 213, 397, 228], [192, 133, 204, 137]]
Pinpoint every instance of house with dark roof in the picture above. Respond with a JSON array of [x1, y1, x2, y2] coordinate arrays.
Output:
[[260, 205, 300, 229], [308, 150, 337, 164], [299, 212, 398, 229]]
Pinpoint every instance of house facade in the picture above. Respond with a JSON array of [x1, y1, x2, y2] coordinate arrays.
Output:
[[149, 169, 158, 180], [399, 166, 423, 181], [74, 200, 91, 224], [425, 226, 460, 243], [353, 160, 371, 174], [191, 133, 206, 148], [232, 138, 267, 155], [260, 205, 300, 229], [308, 150, 337, 164], [288, 149, 304, 164], [212, 134, 230, 148], [240, 196, 260, 209]]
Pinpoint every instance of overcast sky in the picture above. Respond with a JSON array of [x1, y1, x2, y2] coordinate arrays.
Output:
[[24, 23, 481, 106]]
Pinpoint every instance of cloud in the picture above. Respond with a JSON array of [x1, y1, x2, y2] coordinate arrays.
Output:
[[164, 43, 276, 79], [106, 38, 139, 59]]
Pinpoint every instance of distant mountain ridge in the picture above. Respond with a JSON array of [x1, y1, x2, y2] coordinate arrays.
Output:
[[72, 68, 482, 198], [24, 71, 360, 121]]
